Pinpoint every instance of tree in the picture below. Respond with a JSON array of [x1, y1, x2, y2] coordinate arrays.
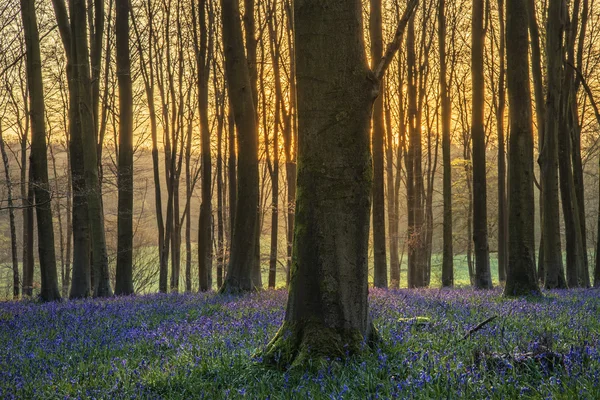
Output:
[[503, 0, 541, 296], [471, 0, 492, 289], [115, 0, 134, 295], [220, 0, 260, 293], [70, 0, 112, 297], [540, 0, 567, 289], [0, 117, 19, 299], [439, 0, 453, 287], [370, 0, 387, 289], [495, 0, 507, 283], [20, 0, 61, 301], [193, 0, 213, 292], [262, 0, 416, 368]]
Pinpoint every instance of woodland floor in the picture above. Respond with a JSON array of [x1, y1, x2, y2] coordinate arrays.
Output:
[[0, 287, 599, 399]]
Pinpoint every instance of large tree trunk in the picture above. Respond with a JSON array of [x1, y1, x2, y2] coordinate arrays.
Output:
[[439, 0, 453, 287], [540, 0, 567, 289], [20, 0, 61, 302], [115, 0, 134, 296], [262, 0, 416, 369], [263, 0, 375, 367], [503, 0, 541, 296], [220, 0, 260, 293], [471, 0, 492, 289], [370, 0, 387, 289]]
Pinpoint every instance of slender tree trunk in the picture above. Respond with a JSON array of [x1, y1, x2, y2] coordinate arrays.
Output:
[[527, 0, 546, 281], [370, 0, 387, 289], [20, 107, 33, 297], [385, 91, 400, 289], [193, 0, 213, 292], [220, 0, 260, 293], [70, 0, 112, 297], [471, 0, 492, 289], [283, 0, 296, 287], [496, 0, 507, 283], [20, 0, 61, 301], [23, 166, 35, 296], [503, 0, 541, 296], [267, 5, 282, 289], [49, 144, 67, 297], [406, 12, 417, 288], [131, 5, 167, 295], [0, 128, 20, 299], [439, 0, 453, 287], [216, 95, 225, 289], [541, 0, 567, 289], [115, 0, 134, 296]]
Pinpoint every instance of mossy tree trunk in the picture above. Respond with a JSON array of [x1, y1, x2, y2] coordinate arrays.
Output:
[[262, 0, 415, 369], [20, 0, 61, 302], [503, 0, 541, 297], [220, 0, 260, 293]]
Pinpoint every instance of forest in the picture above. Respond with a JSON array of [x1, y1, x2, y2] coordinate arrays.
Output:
[[1, 0, 600, 397]]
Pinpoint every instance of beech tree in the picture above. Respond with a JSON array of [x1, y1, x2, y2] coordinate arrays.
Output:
[[370, 0, 387, 289], [262, 0, 417, 368], [439, 0, 453, 287], [115, 0, 134, 295], [20, 0, 61, 301], [471, 0, 492, 289], [540, 0, 567, 289], [503, 0, 540, 296], [220, 0, 260, 293]]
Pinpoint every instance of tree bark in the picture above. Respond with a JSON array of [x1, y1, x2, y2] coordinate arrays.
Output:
[[262, 0, 415, 368], [540, 0, 567, 289], [503, 0, 541, 296], [370, 0, 387, 289], [194, 0, 213, 292], [220, 0, 260, 293], [71, 0, 112, 297], [115, 0, 134, 296], [496, 0, 507, 283], [20, 0, 61, 301], [471, 0, 492, 289], [439, 0, 453, 287], [0, 126, 20, 299]]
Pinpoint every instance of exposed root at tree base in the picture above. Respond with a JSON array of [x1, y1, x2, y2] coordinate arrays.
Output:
[[259, 321, 380, 370]]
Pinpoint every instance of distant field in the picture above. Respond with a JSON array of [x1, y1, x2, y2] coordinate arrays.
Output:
[[4, 246, 598, 298], [1, 288, 599, 398]]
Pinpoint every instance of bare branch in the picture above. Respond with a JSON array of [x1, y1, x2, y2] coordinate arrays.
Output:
[[374, 0, 418, 81]]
